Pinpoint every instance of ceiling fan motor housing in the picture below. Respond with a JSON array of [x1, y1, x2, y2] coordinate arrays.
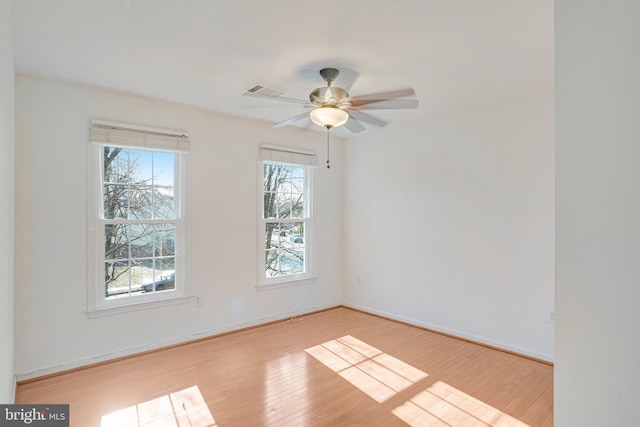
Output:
[[309, 67, 351, 106], [319, 67, 340, 84], [309, 86, 350, 105]]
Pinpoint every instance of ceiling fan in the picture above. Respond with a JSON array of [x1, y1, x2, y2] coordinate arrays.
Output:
[[243, 67, 419, 134]]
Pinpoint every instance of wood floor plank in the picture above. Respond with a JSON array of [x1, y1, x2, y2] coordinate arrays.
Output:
[[16, 307, 553, 426]]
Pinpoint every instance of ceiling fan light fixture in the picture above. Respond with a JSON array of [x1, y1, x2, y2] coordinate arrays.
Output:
[[309, 106, 349, 128]]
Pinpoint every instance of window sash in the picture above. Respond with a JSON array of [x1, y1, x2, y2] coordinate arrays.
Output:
[[263, 218, 309, 279], [100, 148, 177, 221], [99, 218, 179, 298]]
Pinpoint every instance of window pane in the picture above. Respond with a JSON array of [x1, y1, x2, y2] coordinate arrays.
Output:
[[263, 163, 284, 190], [153, 185, 175, 219], [264, 222, 304, 251], [290, 222, 305, 245], [153, 151, 175, 219], [292, 248, 305, 273], [290, 192, 304, 219], [105, 260, 129, 297], [276, 192, 291, 219], [139, 258, 175, 293], [264, 191, 276, 219], [265, 248, 305, 277], [128, 184, 153, 220], [262, 164, 305, 220], [291, 166, 305, 183], [155, 258, 175, 277], [150, 258, 175, 293], [264, 224, 306, 278], [153, 152, 175, 187], [265, 249, 280, 277], [154, 224, 176, 257], [103, 184, 128, 219], [288, 167, 305, 219], [265, 222, 283, 250], [129, 150, 153, 183], [103, 147, 129, 184], [263, 161, 278, 219], [280, 250, 304, 274], [264, 164, 290, 218], [130, 259, 152, 293], [103, 148, 176, 221], [104, 221, 178, 297], [130, 224, 154, 258], [105, 224, 128, 260]]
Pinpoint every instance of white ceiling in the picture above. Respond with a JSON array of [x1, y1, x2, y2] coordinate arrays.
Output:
[[11, 0, 553, 137]]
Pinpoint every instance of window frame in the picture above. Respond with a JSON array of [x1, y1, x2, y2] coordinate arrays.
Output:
[[87, 121, 191, 316], [258, 147, 316, 287]]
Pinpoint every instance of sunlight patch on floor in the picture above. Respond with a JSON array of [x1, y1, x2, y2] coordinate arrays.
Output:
[[305, 335, 428, 403], [392, 381, 531, 427], [101, 385, 216, 427]]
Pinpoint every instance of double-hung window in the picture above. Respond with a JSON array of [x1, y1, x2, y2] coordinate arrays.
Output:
[[88, 120, 189, 314], [259, 145, 317, 286]]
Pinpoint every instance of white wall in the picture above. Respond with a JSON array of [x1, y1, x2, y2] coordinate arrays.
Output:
[[0, 0, 15, 403], [13, 76, 343, 378], [555, 1, 640, 425], [343, 94, 555, 361]]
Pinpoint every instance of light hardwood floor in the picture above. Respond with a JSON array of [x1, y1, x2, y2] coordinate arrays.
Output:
[[16, 307, 553, 426]]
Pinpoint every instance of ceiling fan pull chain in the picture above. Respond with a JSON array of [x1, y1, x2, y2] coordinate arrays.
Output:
[[326, 126, 331, 169]]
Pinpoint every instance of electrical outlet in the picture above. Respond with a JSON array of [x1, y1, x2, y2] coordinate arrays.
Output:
[[547, 311, 555, 324], [357, 276, 361, 286]]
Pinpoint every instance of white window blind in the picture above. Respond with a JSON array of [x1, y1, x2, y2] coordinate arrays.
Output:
[[90, 119, 190, 152], [260, 144, 318, 167]]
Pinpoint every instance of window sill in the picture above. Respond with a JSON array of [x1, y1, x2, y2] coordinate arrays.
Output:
[[85, 295, 196, 318], [256, 276, 317, 290]]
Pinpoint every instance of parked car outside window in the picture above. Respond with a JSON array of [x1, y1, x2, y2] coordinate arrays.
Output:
[[141, 272, 175, 292]]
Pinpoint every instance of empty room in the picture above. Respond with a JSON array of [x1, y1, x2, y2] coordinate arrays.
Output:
[[1, 1, 639, 426]]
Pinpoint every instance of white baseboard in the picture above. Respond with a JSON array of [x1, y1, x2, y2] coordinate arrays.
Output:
[[15, 303, 339, 382], [342, 302, 554, 363]]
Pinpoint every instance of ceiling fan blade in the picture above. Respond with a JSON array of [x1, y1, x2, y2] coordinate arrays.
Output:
[[243, 91, 308, 105], [273, 112, 309, 128], [352, 99, 420, 110], [349, 88, 417, 107], [347, 110, 387, 127], [336, 68, 360, 91], [242, 103, 306, 109], [344, 116, 367, 133]]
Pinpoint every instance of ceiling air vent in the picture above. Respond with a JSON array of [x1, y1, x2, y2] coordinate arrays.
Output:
[[246, 84, 286, 97]]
